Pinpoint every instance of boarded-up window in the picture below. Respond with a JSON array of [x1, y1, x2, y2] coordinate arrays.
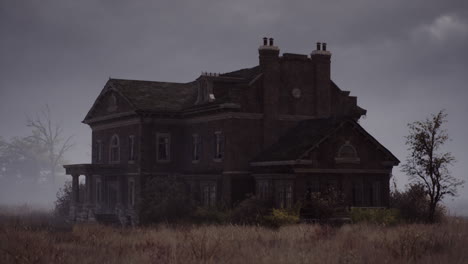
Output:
[[257, 180, 271, 200]]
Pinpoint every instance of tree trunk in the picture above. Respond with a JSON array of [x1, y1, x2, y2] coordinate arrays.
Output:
[[428, 202, 436, 223]]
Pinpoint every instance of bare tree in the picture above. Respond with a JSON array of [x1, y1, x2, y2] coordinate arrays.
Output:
[[402, 110, 464, 222], [26, 105, 74, 185]]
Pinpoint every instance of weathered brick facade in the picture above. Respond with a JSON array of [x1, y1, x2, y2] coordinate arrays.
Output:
[[64, 38, 399, 224]]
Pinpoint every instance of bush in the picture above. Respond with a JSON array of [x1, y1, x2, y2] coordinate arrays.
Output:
[[351, 208, 400, 225], [230, 195, 272, 225], [301, 187, 345, 220], [140, 176, 194, 224], [390, 183, 445, 223], [263, 208, 300, 228]]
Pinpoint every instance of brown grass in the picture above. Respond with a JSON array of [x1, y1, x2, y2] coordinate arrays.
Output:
[[0, 210, 467, 264]]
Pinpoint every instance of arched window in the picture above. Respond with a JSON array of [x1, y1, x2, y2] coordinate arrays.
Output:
[[110, 134, 120, 163], [335, 140, 360, 164]]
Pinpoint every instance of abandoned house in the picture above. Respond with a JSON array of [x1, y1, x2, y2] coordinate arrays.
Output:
[[64, 38, 399, 224]]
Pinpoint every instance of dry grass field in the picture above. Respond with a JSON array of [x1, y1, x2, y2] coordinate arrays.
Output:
[[0, 208, 467, 264]]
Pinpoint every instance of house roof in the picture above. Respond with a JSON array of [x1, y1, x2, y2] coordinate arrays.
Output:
[[108, 79, 198, 112], [252, 118, 400, 164]]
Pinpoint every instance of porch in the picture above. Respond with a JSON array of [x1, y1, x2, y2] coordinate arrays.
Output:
[[63, 164, 137, 225]]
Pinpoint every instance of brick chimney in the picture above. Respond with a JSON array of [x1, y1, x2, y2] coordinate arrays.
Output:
[[259, 37, 280, 148], [310, 42, 332, 118]]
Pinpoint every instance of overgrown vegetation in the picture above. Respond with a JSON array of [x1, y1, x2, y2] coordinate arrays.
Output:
[[1, 208, 467, 264]]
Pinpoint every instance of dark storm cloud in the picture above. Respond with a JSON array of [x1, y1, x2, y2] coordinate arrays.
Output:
[[1, 0, 467, 210]]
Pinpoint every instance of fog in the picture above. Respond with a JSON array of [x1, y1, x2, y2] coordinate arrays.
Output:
[[1, 0, 467, 215]]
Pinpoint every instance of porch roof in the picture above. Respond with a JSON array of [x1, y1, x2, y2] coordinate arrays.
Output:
[[63, 164, 124, 175]]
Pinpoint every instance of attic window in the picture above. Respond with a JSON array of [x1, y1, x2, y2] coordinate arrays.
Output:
[[107, 94, 118, 112], [335, 141, 360, 164]]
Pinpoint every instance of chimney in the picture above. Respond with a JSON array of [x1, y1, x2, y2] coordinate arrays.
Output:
[[310, 41, 332, 118], [258, 37, 280, 148]]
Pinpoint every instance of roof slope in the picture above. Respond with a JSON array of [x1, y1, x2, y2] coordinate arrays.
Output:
[[108, 79, 198, 112], [253, 118, 399, 163]]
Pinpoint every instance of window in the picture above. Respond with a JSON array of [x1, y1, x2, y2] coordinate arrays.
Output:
[[276, 181, 293, 209], [257, 180, 271, 200], [128, 135, 135, 162], [96, 178, 102, 204], [96, 140, 103, 163], [192, 134, 201, 162], [128, 178, 135, 207], [214, 131, 224, 161], [156, 133, 171, 162], [372, 181, 381, 206], [202, 182, 217, 207], [353, 182, 364, 206], [335, 140, 360, 164], [110, 135, 120, 163]]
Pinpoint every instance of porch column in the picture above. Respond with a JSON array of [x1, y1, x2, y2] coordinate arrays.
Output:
[[85, 174, 91, 204], [72, 174, 80, 205]]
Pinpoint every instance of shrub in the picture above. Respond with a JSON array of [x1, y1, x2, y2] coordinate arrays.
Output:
[[230, 195, 271, 225], [301, 187, 345, 220], [140, 176, 194, 224], [351, 208, 400, 225], [263, 208, 300, 228]]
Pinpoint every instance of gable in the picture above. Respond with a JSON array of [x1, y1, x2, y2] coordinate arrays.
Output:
[[303, 121, 400, 169], [251, 118, 399, 167], [83, 88, 136, 123]]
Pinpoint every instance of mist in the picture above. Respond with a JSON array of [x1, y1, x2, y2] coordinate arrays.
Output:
[[1, 0, 467, 215]]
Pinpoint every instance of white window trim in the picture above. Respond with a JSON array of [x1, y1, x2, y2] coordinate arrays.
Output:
[[335, 140, 360, 164], [109, 134, 120, 163], [156, 132, 171, 163]]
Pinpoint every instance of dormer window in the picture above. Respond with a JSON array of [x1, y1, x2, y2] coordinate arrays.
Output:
[[335, 140, 360, 164], [109, 134, 120, 163]]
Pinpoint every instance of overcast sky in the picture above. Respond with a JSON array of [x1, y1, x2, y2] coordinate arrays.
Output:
[[1, 0, 467, 212]]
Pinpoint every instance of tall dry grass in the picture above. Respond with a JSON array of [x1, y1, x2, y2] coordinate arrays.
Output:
[[0, 209, 467, 264]]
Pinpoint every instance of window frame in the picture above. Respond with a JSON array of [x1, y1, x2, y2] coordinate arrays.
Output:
[[156, 133, 171, 162], [192, 134, 201, 163], [213, 131, 224, 162], [201, 182, 217, 207], [96, 140, 103, 163], [128, 135, 135, 163], [109, 134, 120, 163]]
